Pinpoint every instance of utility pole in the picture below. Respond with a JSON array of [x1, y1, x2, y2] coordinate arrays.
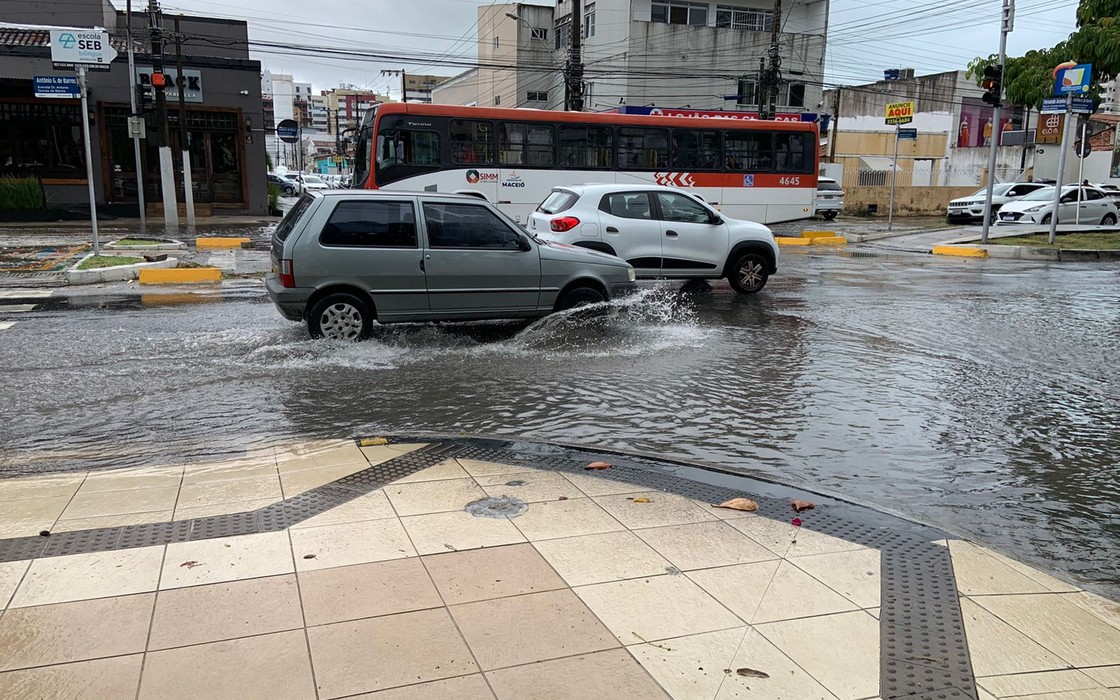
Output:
[[174, 15, 195, 229], [566, 0, 584, 111], [381, 69, 407, 102], [334, 108, 342, 175], [149, 0, 178, 229], [125, 0, 146, 229], [760, 0, 783, 120], [828, 87, 842, 162], [980, 0, 1014, 244]]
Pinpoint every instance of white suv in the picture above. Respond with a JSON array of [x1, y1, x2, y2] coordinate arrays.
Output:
[[529, 184, 778, 294]]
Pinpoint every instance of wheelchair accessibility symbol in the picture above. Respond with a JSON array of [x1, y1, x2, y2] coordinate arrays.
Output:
[[743, 175, 755, 187]]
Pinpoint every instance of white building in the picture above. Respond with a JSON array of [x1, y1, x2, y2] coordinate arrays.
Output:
[[433, 0, 828, 113]]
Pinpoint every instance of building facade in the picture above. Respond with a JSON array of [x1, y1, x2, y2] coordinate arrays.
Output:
[[0, 0, 267, 214], [433, 0, 827, 115]]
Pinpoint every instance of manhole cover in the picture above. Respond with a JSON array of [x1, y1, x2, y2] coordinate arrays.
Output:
[[465, 496, 527, 519]]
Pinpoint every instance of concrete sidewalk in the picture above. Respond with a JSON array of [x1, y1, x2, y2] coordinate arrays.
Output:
[[0, 437, 1117, 699]]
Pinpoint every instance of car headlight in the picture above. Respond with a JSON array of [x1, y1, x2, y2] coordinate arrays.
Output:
[[1024, 205, 1044, 213], [627, 267, 636, 282]]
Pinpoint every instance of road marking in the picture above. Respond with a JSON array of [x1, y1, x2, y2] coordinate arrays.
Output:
[[0, 322, 14, 331], [0, 290, 52, 300], [0, 304, 36, 313]]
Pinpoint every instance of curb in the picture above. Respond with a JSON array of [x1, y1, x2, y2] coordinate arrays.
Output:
[[105, 238, 187, 251], [139, 267, 223, 284], [800, 230, 838, 239], [66, 255, 178, 285], [776, 236, 847, 247], [195, 238, 251, 249], [931, 245, 988, 259]]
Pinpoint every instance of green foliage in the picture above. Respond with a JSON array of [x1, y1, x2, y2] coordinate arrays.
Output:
[[77, 255, 145, 270], [267, 183, 280, 212], [0, 176, 46, 210]]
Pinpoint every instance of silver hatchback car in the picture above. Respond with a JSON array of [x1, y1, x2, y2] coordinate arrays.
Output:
[[266, 191, 637, 340]]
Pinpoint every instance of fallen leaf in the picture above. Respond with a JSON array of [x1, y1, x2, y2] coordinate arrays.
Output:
[[558, 496, 569, 501], [791, 517, 802, 527], [791, 499, 815, 513], [712, 498, 758, 512], [302, 554, 316, 560], [179, 560, 201, 569], [632, 497, 652, 503], [585, 461, 612, 470], [39, 530, 51, 537], [736, 667, 770, 679], [358, 437, 389, 447]]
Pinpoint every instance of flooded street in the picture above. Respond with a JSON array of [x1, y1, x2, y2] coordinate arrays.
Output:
[[1, 250, 1118, 596]]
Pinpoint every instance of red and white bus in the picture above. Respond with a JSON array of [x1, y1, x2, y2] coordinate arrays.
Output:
[[350, 103, 818, 224]]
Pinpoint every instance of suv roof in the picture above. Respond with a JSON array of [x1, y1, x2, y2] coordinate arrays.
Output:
[[305, 190, 484, 201]]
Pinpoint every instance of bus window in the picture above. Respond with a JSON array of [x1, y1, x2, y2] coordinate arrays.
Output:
[[352, 125, 373, 187], [377, 130, 440, 169], [618, 127, 669, 169], [499, 122, 555, 167], [450, 120, 494, 165], [725, 131, 773, 172], [672, 130, 723, 170], [775, 132, 809, 173], [558, 125, 613, 168]]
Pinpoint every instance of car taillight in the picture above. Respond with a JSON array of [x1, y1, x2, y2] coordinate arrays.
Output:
[[279, 259, 295, 288], [550, 216, 580, 232]]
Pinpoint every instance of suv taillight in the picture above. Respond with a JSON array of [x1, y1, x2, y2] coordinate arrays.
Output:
[[551, 216, 580, 232], [279, 258, 295, 288]]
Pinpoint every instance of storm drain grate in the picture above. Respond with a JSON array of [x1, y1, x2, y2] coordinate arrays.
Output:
[[0, 437, 977, 699]]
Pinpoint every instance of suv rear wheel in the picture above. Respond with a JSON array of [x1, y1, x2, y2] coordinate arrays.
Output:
[[308, 292, 373, 341], [727, 253, 769, 294]]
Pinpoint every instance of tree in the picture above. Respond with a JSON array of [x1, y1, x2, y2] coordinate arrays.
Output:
[[970, 0, 1120, 107]]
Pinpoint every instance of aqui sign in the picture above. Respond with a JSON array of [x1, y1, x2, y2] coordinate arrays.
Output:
[[49, 29, 116, 71], [885, 101, 914, 125]]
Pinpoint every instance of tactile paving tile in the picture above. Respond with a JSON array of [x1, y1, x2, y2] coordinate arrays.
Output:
[[0, 437, 980, 700]]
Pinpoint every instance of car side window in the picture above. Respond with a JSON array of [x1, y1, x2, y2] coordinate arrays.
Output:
[[1085, 188, 1104, 200], [600, 192, 652, 220], [320, 200, 418, 248], [423, 202, 525, 250], [655, 192, 711, 223]]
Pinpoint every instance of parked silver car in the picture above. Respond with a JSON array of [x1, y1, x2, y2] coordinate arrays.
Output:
[[266, 191, 637, 340]]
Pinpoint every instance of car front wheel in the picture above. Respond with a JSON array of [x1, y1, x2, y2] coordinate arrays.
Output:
[[727, 253, 769, 294], [308, 293, 373, 341], [555, 286, 606, 311]]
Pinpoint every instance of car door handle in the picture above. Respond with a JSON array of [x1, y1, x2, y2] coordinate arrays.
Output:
[[606, 226, 619, 233], [665, 230, 679, 238]]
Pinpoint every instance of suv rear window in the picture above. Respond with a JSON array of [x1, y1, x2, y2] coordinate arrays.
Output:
[[537, 190, 578, 214], [274, 194, 314, 242], [817, 180, 843, 192], [320, 200, 417, 248]]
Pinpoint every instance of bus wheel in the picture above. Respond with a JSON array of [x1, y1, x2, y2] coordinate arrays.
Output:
[[728, 254, 768, 294]]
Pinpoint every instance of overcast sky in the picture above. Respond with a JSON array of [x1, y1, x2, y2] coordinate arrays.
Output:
[[161, 0, 1081, 95]]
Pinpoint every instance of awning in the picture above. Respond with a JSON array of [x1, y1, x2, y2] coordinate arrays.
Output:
[[858, 156, 897, 171]]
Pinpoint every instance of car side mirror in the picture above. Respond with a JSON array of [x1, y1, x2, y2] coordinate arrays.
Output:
[[708, 213, 723, 225], [517, 235, 532, 252]]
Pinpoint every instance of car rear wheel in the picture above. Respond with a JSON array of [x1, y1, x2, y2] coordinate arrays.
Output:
[[1101, 213, 1117, 225], [727, 253, 769, 294], [308, 293, 373, 341], [822, 210, 838, 221], [555, 286, 606, 311]]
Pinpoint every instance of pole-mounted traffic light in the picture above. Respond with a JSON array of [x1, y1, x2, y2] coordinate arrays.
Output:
[[136, 82, 155, 114], [981, 64, 1003, 107]]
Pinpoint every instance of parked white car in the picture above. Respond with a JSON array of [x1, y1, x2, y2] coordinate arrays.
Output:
[[528, 184, 779, 294], [297, 174, 330, 190], [947, 182, 1049, 223], [996, 185, 1119, 226], [815, 177, 844, 220]]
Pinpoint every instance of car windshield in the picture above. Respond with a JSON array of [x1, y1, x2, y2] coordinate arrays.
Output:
[[970, 183, 1014, 197], [1019, 187, 1058, 202], [303, 176, 324, 184]]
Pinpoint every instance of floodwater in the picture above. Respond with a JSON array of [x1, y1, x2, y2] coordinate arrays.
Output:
[[1, 250, 1118, 596]]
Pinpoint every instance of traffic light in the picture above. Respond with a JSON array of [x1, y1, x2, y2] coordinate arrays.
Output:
[[981, 64, 1002, 107], [136, 82, 154, 114]]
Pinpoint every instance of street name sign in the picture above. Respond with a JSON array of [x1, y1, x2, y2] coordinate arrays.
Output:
[[1040, 97, 1067, 114], [33, 76, 80, 98], [885, 101, 914, 125], [1071, 97, 1094, 114], [276, 119, 300, 144], [49, 29, 116, 71], [897, 128, 918, 140]]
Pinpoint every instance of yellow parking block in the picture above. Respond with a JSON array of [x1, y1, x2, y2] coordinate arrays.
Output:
[[775, 236, 813, 246], [932, 245, 988, 259], [800, 230, 838, 239], [195, 237, 251, 249], [810, 236, 847, 246], [139, 268, 223, 284]]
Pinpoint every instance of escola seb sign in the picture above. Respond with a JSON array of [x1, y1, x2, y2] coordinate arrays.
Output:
[[49, 28, 117, 71]]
